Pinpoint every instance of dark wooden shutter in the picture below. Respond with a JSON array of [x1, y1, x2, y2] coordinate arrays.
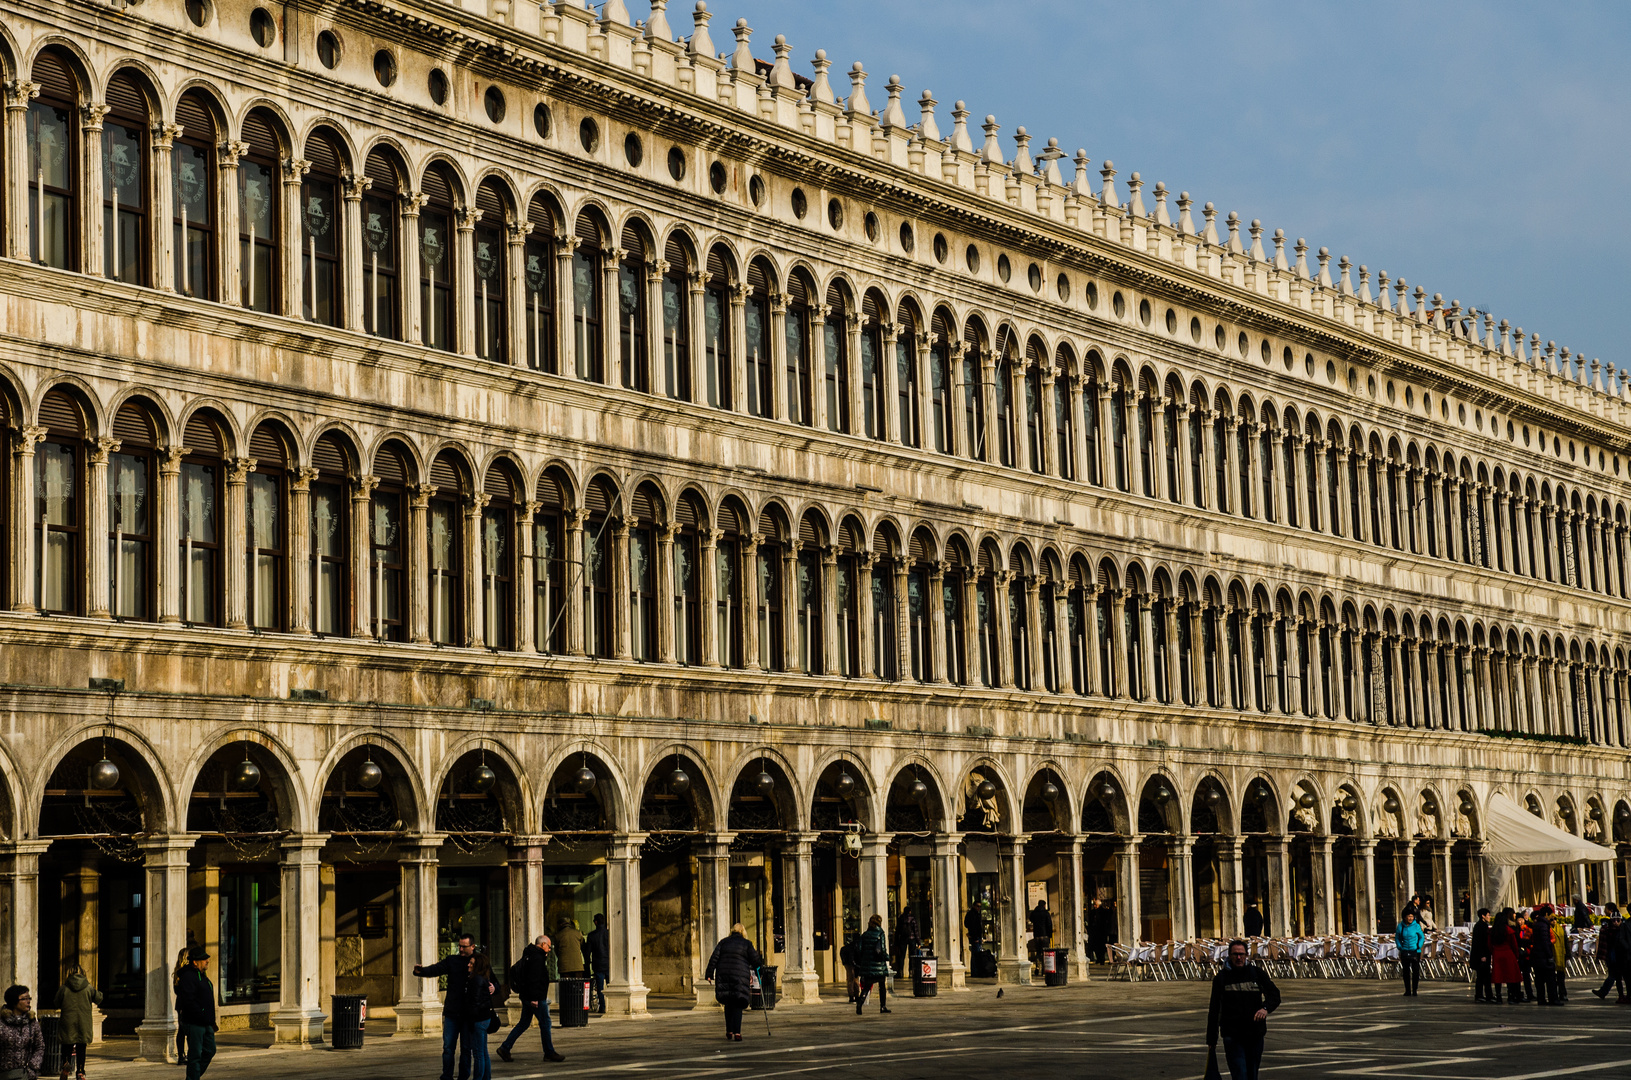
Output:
[[112, 402, 155, 446], [249, 425, 286, 468], [39, 391, 85, 438], [313, 434, 349, 476]]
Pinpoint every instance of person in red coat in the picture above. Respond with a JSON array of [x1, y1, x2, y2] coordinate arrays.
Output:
[[1490, 908, 1523, 1003]]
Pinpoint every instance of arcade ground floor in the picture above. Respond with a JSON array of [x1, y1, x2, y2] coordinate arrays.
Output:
[[1, 681, 1627, 1062]]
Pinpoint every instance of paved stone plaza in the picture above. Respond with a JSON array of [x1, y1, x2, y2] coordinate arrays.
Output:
[[81, 981, 1631, 1080]]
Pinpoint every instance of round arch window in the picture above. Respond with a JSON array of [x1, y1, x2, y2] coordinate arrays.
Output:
[[965, 244, 980, 273], [534, 103, 552, 139], [429, 69, 449, 106], [624, 132, 643, 167], [827, 198, 844, 230], [996, 253, 1011, 283], [484, 86, 506, 124], [316, 30, 341, 69], [373, 50, 398, 87], [899, 222, 915, 253], [250, 7, 277, 47], [580, 117, 601, 153], [667, 147, 685, 180], [710, 162, 728, 195]]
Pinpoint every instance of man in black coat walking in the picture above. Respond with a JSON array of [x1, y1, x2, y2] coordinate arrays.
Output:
[[1207, 939, 1281, 1080], [497, 935, 564, 1064]]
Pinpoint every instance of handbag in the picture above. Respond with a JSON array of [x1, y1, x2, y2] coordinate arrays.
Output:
[[1202, 1046, 1223, 1080]]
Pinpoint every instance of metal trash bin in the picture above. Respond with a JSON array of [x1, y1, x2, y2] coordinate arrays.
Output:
[[911, 953, 939, 997], [39, 1014, 62, 1074], [1042, 948, 1069, 987], [557, 978, 591, 1028], [749, 966, 778, 1010], [330, 994, 366, 1049]]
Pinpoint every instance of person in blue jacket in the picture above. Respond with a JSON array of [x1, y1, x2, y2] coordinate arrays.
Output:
[[1396, 909, 1426, 996]]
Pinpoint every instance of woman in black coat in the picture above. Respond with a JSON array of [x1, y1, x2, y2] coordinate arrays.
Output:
[[705, 923, 763, 1042]]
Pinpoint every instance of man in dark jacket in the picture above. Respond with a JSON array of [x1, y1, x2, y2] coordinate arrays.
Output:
[[413, 933, 477, 1080], [586, 913, 610, 1015], [1207, 939, 1281, 1080], [1029, 900, 1053, 971], [1470, 908, 1494, 1002], [705, 923, 763, 1041], [497, 935, 564, 1064], [892, 908, 920, 977], [1086, 899, 1106, 963], [175, 946, 217, 1080], [1243, 902, 1265, 938]]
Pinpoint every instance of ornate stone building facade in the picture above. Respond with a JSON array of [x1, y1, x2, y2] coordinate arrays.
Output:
[[0, 0, 1628, 1059]]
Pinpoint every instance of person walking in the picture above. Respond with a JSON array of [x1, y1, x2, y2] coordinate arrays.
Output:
[[1530, 908, 1559, 1005], [585, 914, 609, 1015], [497, 935, 564, 1064], [1470, 908, 1494, 1003], [1206, 939, 1281, 1080], [1592, 911, 1625, 1002], [175, 947, 217, 1080], [1395, 910, 1424, 996], [855, 914, 892, 1015], [53, 965, 103, 1080], [1491, 909, 1522, 1004], [0, 986, 44, 1080], [554, 919, 586, 979], [412, 932, 478, 1080], [892, 907, 920, 979], [704, 923, 763, 1042]]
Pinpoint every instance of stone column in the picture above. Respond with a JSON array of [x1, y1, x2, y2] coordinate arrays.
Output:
[[280, 157, 310, 320], [1291, 435, 1310, 531], [408, 484, 434, 644], [515, 503, 536, 653], [1168, 834, 1196, 942], [854, 552, 875, 678], [0, 840, 51, 1004], [1429, 840, 1453, 911], [565, 510, 587, 656], [1246, 421, 1265, 519], [931, 834, 967, 990], [287, 468, 316, 634], [349, 475, 378, 638], [1110, 589, 1130, 698], [1071, 375, 1092, 485], [895, 558, 912, 682], [996, 834, 1031, 984], [698, 528, 720, 667], [780, 543, 798, 672], [454, 207, 480, 356], [767, 293, 789, 422], [399, 194, 427, 343], [341, 175, 369, 331], [730, 284, 749, 412], [656, 523, 677, 663], [86, 437, 119, 618], [1395, 840, 1415, 911], [611, 519, 632, 660], [1039, 367, 1059, 476], [1310, 835, 1336, 935], [847, 314, 865, 438], [603, 833, 650, 1015], [742, 534, 761, 670], [506, 835, 549, 964], [1334, 448, 1353, 538], [553, 233, 575, 371], [858, 835, 891, 939], [821, 546, 839, 675], [220, 457, 254, 629], [1136, 592, 1156, 701], [1264, 837, 1291, 940], [994, 571, 1015, 688], [1198, 410, 1217, 508], [693, 834, 733, 1006], [150, 123, 180, 291], [156, 445, 188, 624], [273, 834, 329, 1044], [135, 836, 193, 1062], [395, 835, 442, 1035], [979, 351, 999, 464], [780, 832, 821, 1003], [1060, 838, 1088, 979], [1242, 608, 1262, 711], [504, 221, 530, 367], [1354, 840, 1378, 934], [963, 572, 981, 686], [930, 561, 950, 685], [3, 81, 41, 259], [1150, 395, 1170, 499], [1116, 837, 1143, 945], [1216, 838, 1244, 938], [1084, 586, 1104, 696], [1026, 576, 1046, 691]]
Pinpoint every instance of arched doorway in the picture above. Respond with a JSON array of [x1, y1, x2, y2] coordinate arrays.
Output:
[[1135, 776, 1182, 942], [636, 750, 712, 1003], [807, 757, 873, 990], [1080, 772, 1129, 962], [957, 764, 1024, 982], [1190, 778, 1233, 939]]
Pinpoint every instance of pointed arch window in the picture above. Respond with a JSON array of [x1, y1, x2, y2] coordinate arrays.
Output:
[[994, 347, 1016, 469], [1236, 417, 1253, 518], [796, 519, 824, 674], [1259, 423, 1276, 523], [943, 552, 967, 686], [103, 74, 150, 285], [756, 521, 784, 672], [302, 132, 344, 326], [964, 342, 987, 462], [861, 300, 885, 438], [628, 490, 658, 662], [908, 553, 931, 684], [1024, 363, 1044, 473], [1067, 570, 1089, 695], [583, 483, 613, 659], [1008, 570, 1030, 691], [834, 534, 860, 678], [173, 95, 216, 299], [1040, 571, 1059, 693], [873, 547, 897, 681], [28, 51, 79, 269], [1137, 389, 1154, 495], [824, 290, 851, 433], [930, 332, 952, 453]]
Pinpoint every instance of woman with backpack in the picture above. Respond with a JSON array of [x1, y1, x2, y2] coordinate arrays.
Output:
[[855, 914, 892, 1015], [704, 923, 763, 1042]]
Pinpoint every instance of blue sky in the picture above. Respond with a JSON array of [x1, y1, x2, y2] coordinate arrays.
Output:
[[641, 1, 1631, 370]]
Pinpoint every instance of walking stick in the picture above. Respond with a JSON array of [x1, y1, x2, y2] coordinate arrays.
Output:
[[758, 967, 773, 1037]]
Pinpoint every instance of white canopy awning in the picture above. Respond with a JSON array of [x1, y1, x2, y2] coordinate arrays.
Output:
[[1482, 792, 1610, 868]]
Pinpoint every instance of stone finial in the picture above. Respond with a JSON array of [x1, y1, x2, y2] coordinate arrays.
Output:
[[1544, 340, 1557, 373], [1271, 228, 1287, 270], [767, 35, 795, 88], [918, 90, 941, 142], [1318, 248, 1334, 288], [1376, 271, 1391, 311], [1395, 278, 1410, 317], [846, 63, 871, 117], [1098, 160, 1118, 207], [1071, 149, 1093, 197], [1249, 220, 1267, 261], [950, 101, 973, 152], [1126, 172, 1145, 218], [1011, 126, 1034, 175], [1039, 138, 1065, 186], [728, 18, 753, 72], [1357, 264, 1372, 304], [645, 0, 672, 41], [809, 49, 835, 104], [1336, 255, 1351, 294], [1412, 285, 1426, 321], [981, 116, 1005, 164], [1153, 182, 1170, 227], [687, 1, 714, 58], [1591, 356, 1603, 391], [1483, 312, 1496, 351], [601, 0, 630, 25], [1176, 191, 1194, 235], [1529, 333, 1540, 365], [881, 74, 908, 128], [1292, 237, 1309, 279], [1514, 329, 1528, 362], [1203, 203, 1221, 245], [1499, 318, 1512, 355], [1429, 292, 1443, 329], [1226, 212, 1243, 254]]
